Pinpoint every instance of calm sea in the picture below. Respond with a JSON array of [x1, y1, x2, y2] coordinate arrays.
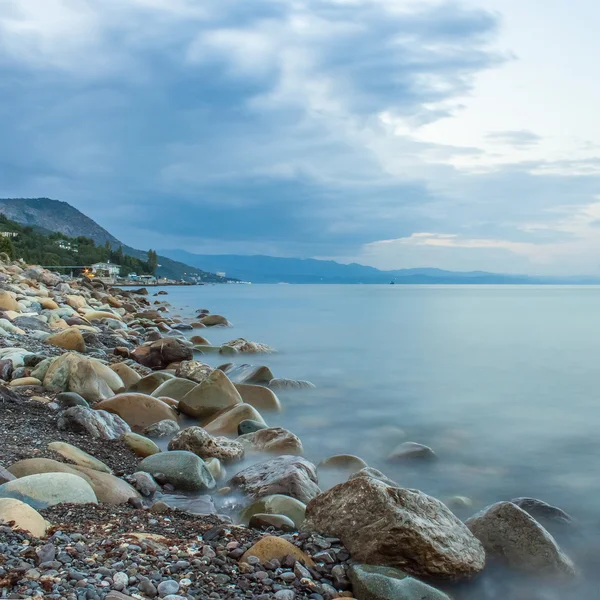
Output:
[[161, 284, 600, 599]]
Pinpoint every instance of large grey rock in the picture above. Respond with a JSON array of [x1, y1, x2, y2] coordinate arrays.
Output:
[[238, 427, 303, 456], [56, 392, 89, 409], [349, 564, 451, 600], [0, 473, 97, 510], [57, 406, 131, 440], [303, 475, 485, 581], [168, 427, 244, 463], [179, 370, 242, 420], [240, 494, 307, 529], [230, 456, 321, 504], [13, 316, 52, 333], [139, 451, 215, 492], [466, 501, 576, 577], [510, 497, 574, 527], [151, 377, 196, 401], [218, 363, 274, 384]]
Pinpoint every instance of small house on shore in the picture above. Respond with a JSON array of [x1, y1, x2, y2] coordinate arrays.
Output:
[[91, 262, 120, 277]]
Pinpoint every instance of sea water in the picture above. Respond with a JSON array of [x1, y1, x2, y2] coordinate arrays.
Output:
[[161, 283, 600, 598]]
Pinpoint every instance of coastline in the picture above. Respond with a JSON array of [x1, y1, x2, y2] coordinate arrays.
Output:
[[0, 260, 579, 600]]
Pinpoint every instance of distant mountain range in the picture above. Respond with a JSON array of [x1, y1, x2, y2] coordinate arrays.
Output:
[[160, 250, 600, 284], [0, 198, 230, 282]]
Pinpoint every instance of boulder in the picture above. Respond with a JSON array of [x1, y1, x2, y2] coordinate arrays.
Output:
[[466, 501, 576, 577], [238, 427, 303, 456], [179, 370, 242, 420], [230, 455, 321, 504], [268, 378, 315, 390], [46, 327, 86, 353], [200, 314, 231, 327], [65, 294, 88, 309], [55, 392, 89, 409], [349, 467, 399, 488], [240, 494, 307, 529], [13, 316, 52, 333], [177, 360, 214, 383], [318, 454, 368, 472], [0, 290, 19, 312], [0, 473, 97, 509], [240, 535, 314, 566], [132, 338, 193, 369], [510, 497, 574, 528], [95, 393, 179, 431], [72, 466, 140, 504], [234, 384, 282, 412], [129, 372, 175, 395], [168, 427, 245, 463], [57, 406, 131, 439], [348, 564, 451, 600], [39, 298, 58, 310], [151, 377, 197, 401], [122, 432, 161, 457], [190, 335, 210, 345], [303, 475, 485, 581], [387, 442, 436, 461], [88, 359, 125, 393], [0, 498, 51, 537], [249, 513, 295, 532], [48, 441, 112, 473], [110, 363, 141, 389], [144, 419, 180, 439], [139, 451, 215, 492], [221, 338, 274, 353], [219, 364, 274, 384], [238, 419, 268, 435], [204, 457, 226, 481], [204, 403, 266, 437]]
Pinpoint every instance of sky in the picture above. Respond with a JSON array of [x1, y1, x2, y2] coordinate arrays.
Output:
[[1, 0, 600, 275]]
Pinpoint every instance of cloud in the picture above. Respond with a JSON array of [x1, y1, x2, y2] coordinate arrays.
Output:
[[0, 0, 598, 275], [486, 129, 542, 148]]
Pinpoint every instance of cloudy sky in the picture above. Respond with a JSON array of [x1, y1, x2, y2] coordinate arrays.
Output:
[[1, 0, 599, 274]]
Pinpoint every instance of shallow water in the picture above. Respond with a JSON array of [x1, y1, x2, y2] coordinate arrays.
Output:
[[160, 283, 600, 598]]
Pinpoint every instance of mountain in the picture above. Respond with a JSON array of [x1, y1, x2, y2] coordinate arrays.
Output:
[[160, 250, 600, 284], [159, 251, 532, 284], [0, 198, 231, 282]]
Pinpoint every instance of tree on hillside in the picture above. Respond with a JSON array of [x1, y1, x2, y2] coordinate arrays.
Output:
[[147, 249, 158, 274], [0, 236, 14, 259]]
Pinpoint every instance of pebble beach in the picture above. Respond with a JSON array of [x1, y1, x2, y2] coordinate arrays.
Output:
[[0, 260, 583, 600]]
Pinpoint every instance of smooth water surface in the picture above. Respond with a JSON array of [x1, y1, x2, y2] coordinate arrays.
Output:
[[162, 284, 600, 598]]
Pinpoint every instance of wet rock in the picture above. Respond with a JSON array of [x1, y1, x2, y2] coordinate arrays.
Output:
[[110, 362, 142, 389], [143, 419, 180, 439], [129, 372, 175, 394], [204, 403, 267, 437], [179, 369, 242, 420], [0, 472, 97, 509], [176, 360, 213, 383], [238, 427, 304, 456], [219, 363, 275, 384], [240, 535, 315, 566], [200, 314, 231, 327], [0, 290, 19, 311], [221, 338, 274, 353], [122, 432, 161, 457], [190, 335, 210, 345], [9, 376, 41, 387], [139, 451, 216, 492], [132, 337, 193, 369], [387, 442, 436, 461], [318, 454, 367, 472], [55, 392, 89, 409], [510, 497, 574, 527], [47, 441, 112, 473], [349, 564, 451, 600], [235, 383, 282, 411], [168, 426, 245, 463], [71, 466, 140, 504], [95, 393, 179, 431], [205, 457, 226, 480], [249, 513, 296, 532], [151, 377, 196, 401], [57, 406, 131, 439], [13, 316, 52, 333], [466, 501, 576, 577], [46, 327, 86, 352], [0, 497, 51, 537], [268, 378, 316, 390], [238, 419, 268, 435], [230, 455, 321, 504], [129, 472, 158, 497], [240, 494, 307, 529], [349, 467, 399, 487], [303, 475, 485, 581]]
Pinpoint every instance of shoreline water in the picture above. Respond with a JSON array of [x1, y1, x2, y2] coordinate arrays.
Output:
[[0, 261, 591, 599]]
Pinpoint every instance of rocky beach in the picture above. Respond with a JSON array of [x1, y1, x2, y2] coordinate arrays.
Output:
[[0, 259, 583, 600]]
